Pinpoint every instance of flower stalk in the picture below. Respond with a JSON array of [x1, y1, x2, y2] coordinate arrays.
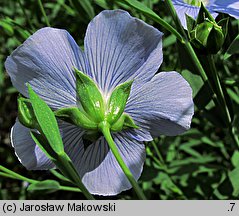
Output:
[[164, 0, 239, 147], [99, 121, 147, 200], [0, 165, 82, 193], [37, 0, 50, 27]]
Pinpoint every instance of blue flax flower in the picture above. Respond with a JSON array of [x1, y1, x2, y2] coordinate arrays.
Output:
[[5, 10, 194, 195], [172, 0, 239, 28]]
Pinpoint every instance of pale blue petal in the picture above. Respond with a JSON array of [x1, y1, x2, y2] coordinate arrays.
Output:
[[123, 128, 153, 142], [11, 120, 54, 170], [125, 72, 194, 136], [84, 9, 163, 94], [212, 0, 239, 19], [172, 0, 218, 28], [59, 122, 145, 195], [5, 27, 88, 109]]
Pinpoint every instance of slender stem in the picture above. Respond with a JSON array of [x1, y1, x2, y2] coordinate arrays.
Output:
[[56, 154, 95, 200], [99, 121, 146, 200], [0, 165, 37, 184], [206, 55, 231, 124], [50, 169, 71, 182], [150, 140, 165, 166], [230, 126, 239, 148], [17, 0, 35, 31], [164, 0, 188, 39], [37, 0, 51, 27], [0, 165, 81, 193]]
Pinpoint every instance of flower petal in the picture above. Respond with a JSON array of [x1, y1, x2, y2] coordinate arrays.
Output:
[[212, 0, 239, 19], [5, 27, 88, 109], [11, 120, 54, 170], [84, 9, 163, 94], [125, 72, 194, 137], [59, 122, 145, 195]]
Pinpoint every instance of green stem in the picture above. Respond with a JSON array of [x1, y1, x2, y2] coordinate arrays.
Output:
[[0, 166, 81, 193], [17, 0, 35, 31], [99, 121, 146, 200], [37, 0, 51, 27], [206, 55, 232, 124], [0, 165, 37, 184], [50, 169, 71, 182], [56, 153, 95, 200], [150, 140, 165, 167]]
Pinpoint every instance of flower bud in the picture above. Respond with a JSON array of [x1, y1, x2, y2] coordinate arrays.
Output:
[[18, 96, 38, 129], [189, 20, 225, 54], [187, 3, 227, 54]]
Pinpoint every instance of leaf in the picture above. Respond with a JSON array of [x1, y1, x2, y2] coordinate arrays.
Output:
[[229, 166, 239, 197], [227, 88, 239, 105], [181, 70, 204, 98], [231, 151, 239, 168], [71, 0, 95, 20], [117, 0, 159, 19], [28, 85, 64, 155], [163, 34, 176, 48], [27, 180, 60, 191], [224, 34, 239, 59]]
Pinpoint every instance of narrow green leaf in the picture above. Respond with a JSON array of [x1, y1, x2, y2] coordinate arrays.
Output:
[[224, 34, 239, 59], [227, 88, 239, 105], [27, 180, 60, 191], [107, 80, 133, 124], [71, 0, 95, 19], [78, 0, 95, 19], [28, 84, 64, 154]]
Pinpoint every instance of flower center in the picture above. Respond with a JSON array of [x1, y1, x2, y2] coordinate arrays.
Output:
[[183, 0, 209, 7]]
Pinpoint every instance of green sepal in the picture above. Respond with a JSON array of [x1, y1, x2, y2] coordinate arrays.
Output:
[[207, 25, 225, 54], [217, 17, 229, 37], [28, 84, 65, 155], [111, 113, 139, 132], [107, 80, 133, 125], [186, 14, 196, 32], [196, 3, 215, 24], [75, 68, 105, 123], [190, 21, 214, 47], [54, 107, 98, 130], [17, 96, 38, 129]]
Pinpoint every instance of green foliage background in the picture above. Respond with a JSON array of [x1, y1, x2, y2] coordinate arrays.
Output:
[[0, 0, 239, 200]]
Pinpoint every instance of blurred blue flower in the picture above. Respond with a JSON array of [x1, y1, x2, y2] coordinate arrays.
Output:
[[5, 10, 193, 195], [172, 0, 239, 28]]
